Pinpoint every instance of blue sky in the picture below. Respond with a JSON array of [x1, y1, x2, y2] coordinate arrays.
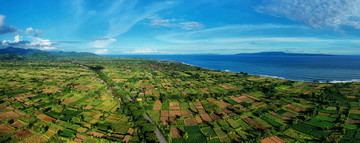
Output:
[[1, 0, 360, 55]]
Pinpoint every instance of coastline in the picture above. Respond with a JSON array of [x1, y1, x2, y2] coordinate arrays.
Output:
[[159, 60, 360, 84], [106, 55, 360, 84]]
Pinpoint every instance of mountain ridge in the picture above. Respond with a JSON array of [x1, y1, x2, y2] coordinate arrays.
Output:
[[235, 51, 334, 56]]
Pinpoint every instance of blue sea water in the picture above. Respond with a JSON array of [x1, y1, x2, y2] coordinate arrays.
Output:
[[105, 55, 360, 83]]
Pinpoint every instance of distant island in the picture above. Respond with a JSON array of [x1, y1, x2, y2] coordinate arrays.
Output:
[[235, 51, 334, 56]]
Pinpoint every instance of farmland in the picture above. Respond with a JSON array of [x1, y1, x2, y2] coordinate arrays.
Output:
[[0, 57, 359, 142]]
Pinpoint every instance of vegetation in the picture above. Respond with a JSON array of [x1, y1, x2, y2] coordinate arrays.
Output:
[[0, 56, 359, 142]]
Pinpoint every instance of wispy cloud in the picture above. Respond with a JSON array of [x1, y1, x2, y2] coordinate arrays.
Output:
[[148, 15, 175, 27], [156, 24, 360, 44], [125, 48, 158, 54], [94, 49, 108, 54], [26, 27, 33, 34], [89, 38, 116, 48], [180, 22, 204, 30], [147, 15, 204, 30], [93, 37, 112, 40], [256, 0, 360, 30], [89, 1, 176, 48]]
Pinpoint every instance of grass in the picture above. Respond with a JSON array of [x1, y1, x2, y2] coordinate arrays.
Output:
[[201, 127, 217, 138], [184, 126, 206, 143]]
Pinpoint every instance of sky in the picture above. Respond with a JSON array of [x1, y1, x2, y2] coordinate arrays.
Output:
[[1, 0, 360, 55]]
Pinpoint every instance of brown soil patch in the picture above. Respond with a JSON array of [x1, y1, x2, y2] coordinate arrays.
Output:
[[14, 129, 33, 140], [0, 124, 13, 133], [160, 117, 169, 125], [76, 134, 87, 140], [11, 120, 25, 128], [261, 135, 286, 143], [220, 84, 232, 89], [285, 105, 306, 112], [0, 111, 19, 119], [14, 110, 27, 117], [169, 111, 181, 117], [87, 131, 104, 138], [145, 90, 152, 95], [230, 96, 243, 103], [153, 105, 161, 111], [171, 128, 181, 139], [161, 111, 169, 117], [154, 100, 162, 105], [83, 105, 94, 110], [244, 118, 257, 126], [195, 105, 204, 110], [42, 117, 55, 123], [36, 114, 47, 120], [219, 100, 231, 107], [184, 118, 198, 126], [210, 113, 222, 120], [201, 113, 213, 122], [123, 135, 131, 143], [181, 111, 193, 118], [195, 115, 203, 124], [318, 112, 331, 117], [169, 103, 180, 110], [127, 128, 134, 135], [304, 85, 325, 95], [347, 118, 360, 124]]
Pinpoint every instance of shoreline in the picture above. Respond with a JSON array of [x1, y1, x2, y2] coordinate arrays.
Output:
[[174, 61, 360, 84], [108, 56, 360, 84]]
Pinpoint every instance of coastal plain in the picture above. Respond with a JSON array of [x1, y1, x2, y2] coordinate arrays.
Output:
[[0, 57, 359, 143]]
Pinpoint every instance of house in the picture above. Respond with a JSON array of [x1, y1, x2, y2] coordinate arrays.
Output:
[[136, 98, 143, 102]]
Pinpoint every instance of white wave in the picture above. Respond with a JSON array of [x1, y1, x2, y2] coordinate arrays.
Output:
[[328, 79, 360, 83], [258, 74, 286, 79]]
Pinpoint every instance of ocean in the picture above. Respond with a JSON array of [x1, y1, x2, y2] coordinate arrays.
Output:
[[105, 54, 360, 83]]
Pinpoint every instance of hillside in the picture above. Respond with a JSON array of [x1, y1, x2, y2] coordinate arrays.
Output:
[[0, 47, 100, 59], [235, 51, 334, 56]]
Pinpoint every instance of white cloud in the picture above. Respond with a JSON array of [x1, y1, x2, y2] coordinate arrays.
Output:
[[156, 24, 360, 44], [257, 0, 360, 30], [0, 15, 18, 35], [30, 37, 56, 50], [0, 15, 5, 27], [125, 49, 158, 54], [94, 49, 108, 54], [14, 35, 21, 42], [148, 15, 175, 27], [0, 35, 56, 50], [89, 38, 116, 48], [180, 22, 204, 30], [26, 27, 33, 34]]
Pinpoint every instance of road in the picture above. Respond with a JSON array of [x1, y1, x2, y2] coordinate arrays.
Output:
[[124, 97, 167, 143], [88, 67, 167, 143]]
